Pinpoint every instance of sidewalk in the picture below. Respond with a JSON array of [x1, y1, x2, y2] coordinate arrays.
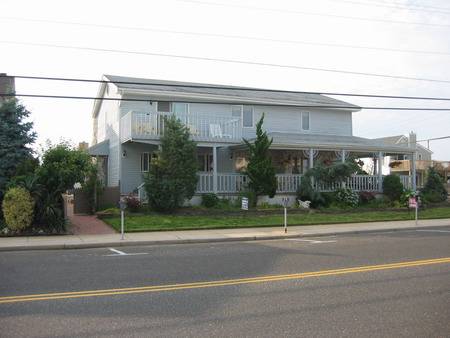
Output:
[[1, 218, 449, 251]]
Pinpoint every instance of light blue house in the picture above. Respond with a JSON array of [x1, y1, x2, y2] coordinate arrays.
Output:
[[88, 75, 417, 203]]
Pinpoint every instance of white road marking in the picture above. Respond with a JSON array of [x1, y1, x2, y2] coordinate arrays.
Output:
[[286, 238, 337, 244], [416, 229, 450, 233], [104, 248, 148, 256]]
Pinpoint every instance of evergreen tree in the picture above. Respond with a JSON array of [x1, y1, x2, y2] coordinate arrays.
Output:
[[0, 100, 36, 213], [144, 116, 198, 211], [243, 114, 277, 204], [421, 167, 448, 202]]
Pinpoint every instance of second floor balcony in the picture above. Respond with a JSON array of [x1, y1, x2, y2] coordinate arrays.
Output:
[[120, 111, 242, 144]]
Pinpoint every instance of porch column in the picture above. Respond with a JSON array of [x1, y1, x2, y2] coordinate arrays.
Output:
[[411, 151, 417, 191], [213, 146, 218, 194], [341, 149, 346, 163], [378, 151, 383, 192], [309, 148, 314, 169]]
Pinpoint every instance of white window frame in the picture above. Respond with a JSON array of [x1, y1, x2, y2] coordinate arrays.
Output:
[[231, 105, 254, 128], [141, 152, 150, 172], [301, 111, 310, 131]]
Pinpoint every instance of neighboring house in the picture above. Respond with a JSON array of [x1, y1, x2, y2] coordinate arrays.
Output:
[[376, 135, 447, 188], [88, 75, 417, 203]]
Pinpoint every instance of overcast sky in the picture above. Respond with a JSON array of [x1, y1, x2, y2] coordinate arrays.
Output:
[[1, 0, 450, 159]]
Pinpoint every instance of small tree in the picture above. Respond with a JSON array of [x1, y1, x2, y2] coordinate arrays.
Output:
[[144, 116, 198, 211], [243, 114, 277, 205], [37, 142, 93, 195], [421, 167, 448, 203]]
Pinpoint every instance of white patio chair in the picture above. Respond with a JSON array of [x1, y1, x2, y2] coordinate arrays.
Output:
[[209, 124, 232, 139]]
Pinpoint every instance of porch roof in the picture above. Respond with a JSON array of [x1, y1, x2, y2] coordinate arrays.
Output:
[[232, 132, 416, 154], [88, 139, 109, 156]]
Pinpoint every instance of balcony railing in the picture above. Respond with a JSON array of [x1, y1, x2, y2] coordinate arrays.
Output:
[[120, 111, 242, 143]]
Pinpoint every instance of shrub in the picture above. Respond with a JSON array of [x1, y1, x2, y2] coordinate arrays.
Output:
[[421, 167, 447, 203], [124, 195, 141, 212], [383, 175, 404, 201], [335, 188, 359, 207], [400, 189, 415, 207], [201, 193, 220, 208], [235, 190, 257, 209], [2, 187, 35, 231], [359, 191, 376, 204], [296, 175, 325, 208]]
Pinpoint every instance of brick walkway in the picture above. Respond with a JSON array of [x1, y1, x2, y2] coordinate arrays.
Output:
[[66, 200, 116, 235]]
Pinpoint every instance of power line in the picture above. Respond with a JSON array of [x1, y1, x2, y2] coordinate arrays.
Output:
[[2, 93, 450, 110], [2, 41, 450, 84], [361, 0, 450, 12], [3, 16, 450, 56], [176, 0, 450, 28], [417, 136, 450, 142], [5, 74, 450, 101], [327, 0, 450, 15]]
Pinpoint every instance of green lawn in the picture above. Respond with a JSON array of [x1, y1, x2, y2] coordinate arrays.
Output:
[[102, 206, 450, 232]]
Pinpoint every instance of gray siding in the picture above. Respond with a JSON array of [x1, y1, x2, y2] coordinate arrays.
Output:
[[119, 95, 353, 138], [120, 143, 158, 194], [93, 90, 121, 188]]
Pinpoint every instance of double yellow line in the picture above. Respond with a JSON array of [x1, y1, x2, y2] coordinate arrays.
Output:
[[1, 257, 449, 304]]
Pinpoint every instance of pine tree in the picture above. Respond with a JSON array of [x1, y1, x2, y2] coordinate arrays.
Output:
[[243, 114, 277, 204], [144, 116, 198, 211], [0, 100, 36, 208]]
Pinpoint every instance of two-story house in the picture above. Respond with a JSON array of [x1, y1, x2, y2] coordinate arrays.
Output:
[[88, 75, 417, 203]]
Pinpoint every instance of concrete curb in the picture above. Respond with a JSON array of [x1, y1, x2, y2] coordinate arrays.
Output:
[[1, 223, 449, 252]]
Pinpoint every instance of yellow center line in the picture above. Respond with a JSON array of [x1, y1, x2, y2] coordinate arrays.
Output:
[[1, 257, 449, 304]]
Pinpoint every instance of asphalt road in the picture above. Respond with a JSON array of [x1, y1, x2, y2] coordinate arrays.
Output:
[[1, 226, 449, 337]]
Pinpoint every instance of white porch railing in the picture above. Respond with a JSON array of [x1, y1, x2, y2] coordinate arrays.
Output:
[[137, 174, 412, 201], [195, 174, 412, 194], [276, 174, 302, 193], [345, 175, 380, 192], [120, 111, 242, 143]]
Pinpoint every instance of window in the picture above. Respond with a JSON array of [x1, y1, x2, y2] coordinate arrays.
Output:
[[141, 152, 150, 172], [243, 106, 253, 127], [418, 153, 423, 160], [231, 105, 253, 128], [157, 101, 171, 112], [302, 112, 310, 131], [197, 154, 213, 172], [172, 102, 188, 114]]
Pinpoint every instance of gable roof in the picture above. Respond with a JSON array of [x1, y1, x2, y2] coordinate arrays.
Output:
[[374, 135, 433, 154], [102, 74, 361, 111]]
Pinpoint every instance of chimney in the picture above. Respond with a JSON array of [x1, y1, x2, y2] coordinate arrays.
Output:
[[0, 73, 15, 104], [408, 131, 417, 149], [78, 142, 89, 151]]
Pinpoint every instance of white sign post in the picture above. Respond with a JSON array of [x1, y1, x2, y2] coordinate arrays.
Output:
[[282, 197, 290, 233], [119, 198, 127, 240]]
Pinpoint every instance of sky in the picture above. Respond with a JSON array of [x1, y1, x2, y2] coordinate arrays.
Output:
[[1, 0, 450, 159]]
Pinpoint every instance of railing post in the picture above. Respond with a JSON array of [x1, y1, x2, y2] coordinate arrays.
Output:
[[213, 146, 218, 194]]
